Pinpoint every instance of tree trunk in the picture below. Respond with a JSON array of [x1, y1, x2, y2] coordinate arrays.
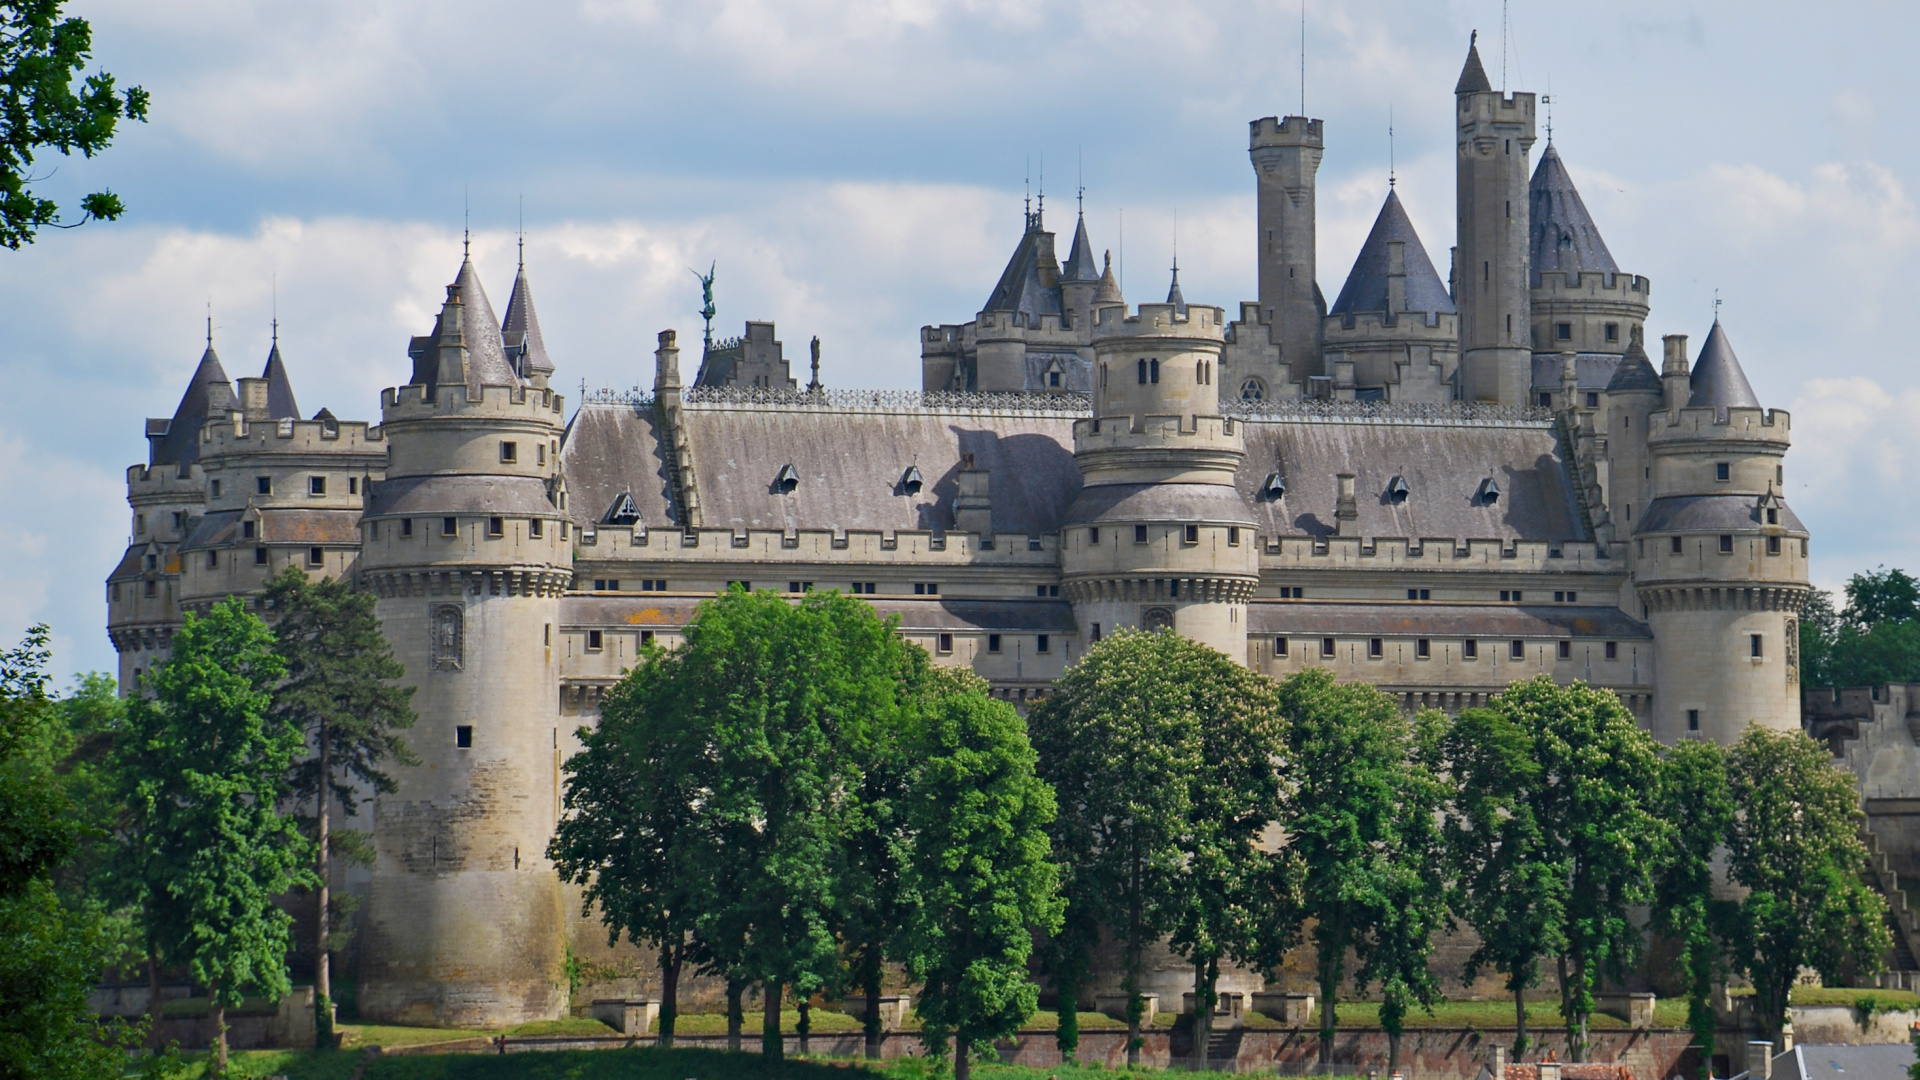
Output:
[[955, 1039, 971, 1080], [145, 940, 161, 1051], [725, 978, 743, 1052], [1318, 917, 1343, 1067], [315, 720, 332, 1048], [797, 997, 811, 1056], [658, 944, 681, 1048], [1126, 845, 1143, 1068], [1389, 1030, 1402, 1077], [1513, 985, 1530, 1058], [212, 998, 229, 1078], [1193, 954, 1215, 1070], [863, 955, 882, 1060], [762, 980, 783, 1060], [1568, 955, 1588, 1063]]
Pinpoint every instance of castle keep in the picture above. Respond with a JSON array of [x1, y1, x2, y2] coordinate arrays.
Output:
[[108, 40, 1807, 1024]]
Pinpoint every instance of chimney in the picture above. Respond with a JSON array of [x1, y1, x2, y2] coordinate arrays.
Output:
[[954, 454, 992, 536], [1747, 1038, 1775, 1078], [1536, 1063, 1561, 1080], [654, 330, 682, 396], [1486, 1045, 1508, 1080], [1335, 473, 1358, 536], [237, 377, 271, 421], [1661, 333, 1691, 408], [1560, 352, 1579, 409]]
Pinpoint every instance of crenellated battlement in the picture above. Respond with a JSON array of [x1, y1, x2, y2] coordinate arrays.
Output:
[[1459, 90, 1537, 125], [1324, 307, 1457, 339], [1532, 270, 1652, 300], [200, 413, 385, 457], [380, 381, 567, 422], [127, 462, 205, 495], [1092, 302, 1225, 341], [1650, 405, 1791, 446], [1249, 115, 1323, 148], [1259, 534, 1611, 572]]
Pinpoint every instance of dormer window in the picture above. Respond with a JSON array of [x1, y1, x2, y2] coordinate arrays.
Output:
[[1477, 477, 1501, 504], [242, 521, 255, 539], [900, 466, 924, 496], [1386, 476, 1409, 504], [774, 464, 799, 494], [1048, 370, 1061, 388], [1263, 473, 1286, 500]]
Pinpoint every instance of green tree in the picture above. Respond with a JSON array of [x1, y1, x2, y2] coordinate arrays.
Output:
[[1365, 707, 1451, 1077], [1799, 588, 1838, 689], [0, 625, 149, 1080], [897, 677, 1062, 1080], [1277, 668, 1443, 1069], [1843, 566, 1920, 629], [261, 568, 415, 1044], [121, 598, 315, 1076], [1028, 630, 1207, 1068], [1726, 726, 1888, 1044], [550, 637, 705, 1047], [1650, 738, 1736, 1080], [1802, 567, 1920, 689], [1, 0, 148, 248]]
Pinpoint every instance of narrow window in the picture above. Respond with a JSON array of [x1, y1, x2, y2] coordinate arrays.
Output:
[[1605, 641, 1618, 660], [145, 581, 156, 598], [1090, 623, 1102, 643], [988, 634, 1002, 653], [1137, 359, 1147, 384], [641, 630, 654, 645], [1150, 359, 1160, 384], [488, 516, 504, 537], [1321, 637, 1336, 658], [1750, 633, 1763, 658], [1228, 527, 1240, 546], [1484, 261, 1490, 282], [1416, 638, 1431, 659], [1089, 527, 1100, 545], [455, 725, 473, 748], [1766, 508, 1778, 525], [537, 444, 546, 465], [500, 441, 518, 463], [1510, 639, 1525, 660], [1584, 392, 1598, 408], [136, 514, 146, 534], [1767, 535, 1781, 555], [586, 630, 604, 651], [1670, 536, 1683, 554], [529, 518, 543, 538], [1368, 638, 1383, 659], [401, 518, 414, 537], [207, 550, 218, 569], [1605, 323, 1619, 342], [1135, 525, 1148, 544], [242, 520, 255, 539], [1197, 359, 1206, 382], [1183, 524, 1199, 544], [1687, 709, 1700, 732], [937, 633, 953, 655], [1274, 636, 1289, 657], [1049, 371, 1061, 387], [1036, 635, 1051, 654], [310, 476, 326, 496], [210, 479, 222, 498], [349, 477, 359, 495], [442, 517, 457, 537], [1716, 462, 1730, 482], [1539, 392, 1552, 408], [257, 476, 272, 495], [1556, 322, 1572, 341], [1463, 639, 1479, 660], [1718, 534, 1733, 553], [254, 547, 268, 565], [544, 624, 551, 646], [308, 546, 324, 566], [1557, 640, 1572, 660]]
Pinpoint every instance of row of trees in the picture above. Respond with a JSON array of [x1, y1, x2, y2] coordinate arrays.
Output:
[[560, 588, 1887, 1079], [0, 568, 415, 1077], [1801, 566, 1920, 688]]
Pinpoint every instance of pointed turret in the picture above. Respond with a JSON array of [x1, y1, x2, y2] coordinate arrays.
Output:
[[502, 259, 554, 382], [260, 331, 301, 420], [1604, 327, 1661, 393], [1529, 145, 1618, 282], [1062, 211, 1101, 283], [981, 207, 1063, 325], [148, 344, 235, 469], [1455, 32, 1492, 94], [1688, 319, 1761, 411], [406, 255, 518, 394], [1095, 251, 1123, 305], [1166, 259, 1188, 316], [1328, 189, 1455, 318]]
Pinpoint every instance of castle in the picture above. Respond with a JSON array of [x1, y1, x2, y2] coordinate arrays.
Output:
[[107, 39, 1809, 1025]]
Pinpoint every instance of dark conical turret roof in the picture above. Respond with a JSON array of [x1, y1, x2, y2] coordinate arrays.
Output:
[[502, 261, 554, 376], [407, 254, 520, 394], [1328, 189, 1456, 317], [982, 209, 1063, 323], [1604, 332, 1661, 393], [1456, 34, 1493, 94], [1062, 212, 1101, 283], [1688, 320, 1761, 411], [1530, 145, 1619, 284], [1166, 260, 1187, 316], [1095, 251, 1123, 305], [149, 345, 235, 469], [260, 338, 301, 419]]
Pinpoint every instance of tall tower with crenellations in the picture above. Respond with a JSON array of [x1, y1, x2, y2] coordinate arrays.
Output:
[[355, 252, 574, 1026], [1453, 34, 1536, 405], [1249, 115, 1325, 378], [1635, 322, 1807, 743]]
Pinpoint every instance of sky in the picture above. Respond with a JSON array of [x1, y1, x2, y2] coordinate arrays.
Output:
[[2, 0, 1916, 683]]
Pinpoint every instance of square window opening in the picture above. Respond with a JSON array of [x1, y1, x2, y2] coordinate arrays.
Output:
[[1135, 525, 1149, 544], [1228, 526, 1240, 546], [1274, 636, 1289, 657], [1088, 527, 1100, 545], [586, 629, 604, 651], [1558, 640, 1572, 660], [1605, 641, 1618, 660], [455, 725, 473, 748], [1556, 322, 1572, 340], [500, 441, 518, 463], [1416, 638, 1431, 659], [1463, 639, 1479, 660], [1767, 535, 1781, 555], [254, 547, 268, 565], [529, 518, 543, 538], [1584, 392, 1599, 408], [1368, 638, 1383, 659], [242, 520, 255, 539], [401, 518, 414, 537], [1671, 536, 1684, 554], [1184, 524, 1199, 544], [1321, 637, 1336, 658], [488, 516, 504, 537], [988, 634, 1002, 653], [310, 476, 326, 496], [641, 630, 654, 645], [1036, 634, 1051, 654], [257, 476, 272, 495], [442, 517, 458, 537], [1539, 392, 1553, 408], [937, 633, 953, 654], [1719, 534, 1733, 553], [1510, 639, 1525, 660], [308, 547, 324, 566], [1716, 462, 1731, 482]]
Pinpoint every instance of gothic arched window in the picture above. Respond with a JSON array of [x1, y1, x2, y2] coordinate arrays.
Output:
[[1240, 378, 1266, 402]]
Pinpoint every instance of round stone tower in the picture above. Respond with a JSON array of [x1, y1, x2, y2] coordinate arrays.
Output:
[[355, 255, 573, 1026], [1636, 322, 1807, 744], [1062, 298, 1259, 663]]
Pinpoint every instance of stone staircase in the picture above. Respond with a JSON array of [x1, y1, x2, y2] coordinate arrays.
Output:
[[1861, 824, 1920, 974]]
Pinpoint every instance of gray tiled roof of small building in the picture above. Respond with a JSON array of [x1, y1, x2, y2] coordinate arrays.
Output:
[[260, 341, 301, 419], [1688, 319, 1762, 410], [502, 263, 554, 375], [1329, 189, 1456, 317], [1061, 212, 1101, 283], [981, 212, 1063, 321], [1455, 36, 1493, 94], [1530, 145, 1619, 284], [151, 345, 235, 469]]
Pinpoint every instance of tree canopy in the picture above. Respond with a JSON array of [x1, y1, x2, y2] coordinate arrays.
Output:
[[1801, 567, 1920, 689]]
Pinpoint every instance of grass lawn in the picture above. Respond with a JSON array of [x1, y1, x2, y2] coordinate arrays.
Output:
[[1788, 986, 1920, 1009]]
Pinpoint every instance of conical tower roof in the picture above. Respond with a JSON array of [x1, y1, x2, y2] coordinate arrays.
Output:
[[407, 254, 519, 393], [1456, 34, 1493, 94], [1062, 211, 1101, 283], [1328, 189, 1456, 317], [1166, 259, 1187, 316], [1604, 330, 1661, 392], [982, 208, 1063, 323], [502, 260, 554, 377], [1095, 251, 1123, 305], [1688, 319, 1761, 411], [150, 344, 234, 469], [1529, 145, 1619, 283], [260, 334, 301, 419]]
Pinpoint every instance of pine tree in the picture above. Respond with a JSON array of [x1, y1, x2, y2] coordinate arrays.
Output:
[[260, 567, 415, 1044]]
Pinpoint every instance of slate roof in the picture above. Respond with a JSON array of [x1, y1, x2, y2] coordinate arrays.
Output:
[[982, 213, 1063, 323], [260, 341, 301, 419], [1456, 36, 1493, 94], [1773, 1042, 1915, 1080], [1530, 146, 1620, 284], [1061, 212, 1101, 283], [1329, 189, 1456, 317], [407, 256, 520, 394], [1530, 354, 1622, 393], [1095, 252, 1123, 304], [180, 508, 363, 549], [149, 346, 235, 470], [1604, 339, 1662, 393], [1249, 602, 1651, 640], [502, 264, 554, 376], [1688, 320, 1762, 411], [365, 474, 558, 519], [561, 594, 1078, 633], [1166, 261, 1188, 316], [1633, 494, 1805, 536]]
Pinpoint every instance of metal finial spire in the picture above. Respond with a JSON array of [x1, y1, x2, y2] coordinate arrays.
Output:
[[1714, 289, 1722, 322], [691, 262, 717, 351], [1299, 0, 1306, 115], [517, 195, 524, 271], [462, 185, 470, 258], [1543, 77, 1553, 144], [1388, 105, 1395, 188], [1077, 147, 1084, 216], [1037, 152, 1044, 224], [206, 300, 213, 348], [271, 271, 278, 343], [1024, 157, 1031, 224]]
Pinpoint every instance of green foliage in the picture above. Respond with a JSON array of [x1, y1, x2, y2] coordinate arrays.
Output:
[[0, 0, 149, 248], [1275, 668, 1446, 1066], [896, 685, 1062, 1078], [1800, 567, 1920, 688], [1843, 567, 1920, 629], [1649, 738, 1736, 1079], [1725, 726, 1888, 1042], [121, 598, 316, 1071]]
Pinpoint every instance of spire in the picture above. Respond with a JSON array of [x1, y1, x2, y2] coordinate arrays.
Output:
[[1455, 31, 1493, 95], [1529, 145, 1619, 283], [1095, 250, 1123, 305], [1688, 319, 1762, 411], [502, 260, 554, 378], [149, 342, 235, 469], [407, 253, 518, 393], [1328, 189, 1455, 317], [260, 332, 301, 420], [981, 210, 1063, 322], [1166, 257, 1187, 316], [1062, 211, 1101, 283], [1604, 326, 1661, 392]]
